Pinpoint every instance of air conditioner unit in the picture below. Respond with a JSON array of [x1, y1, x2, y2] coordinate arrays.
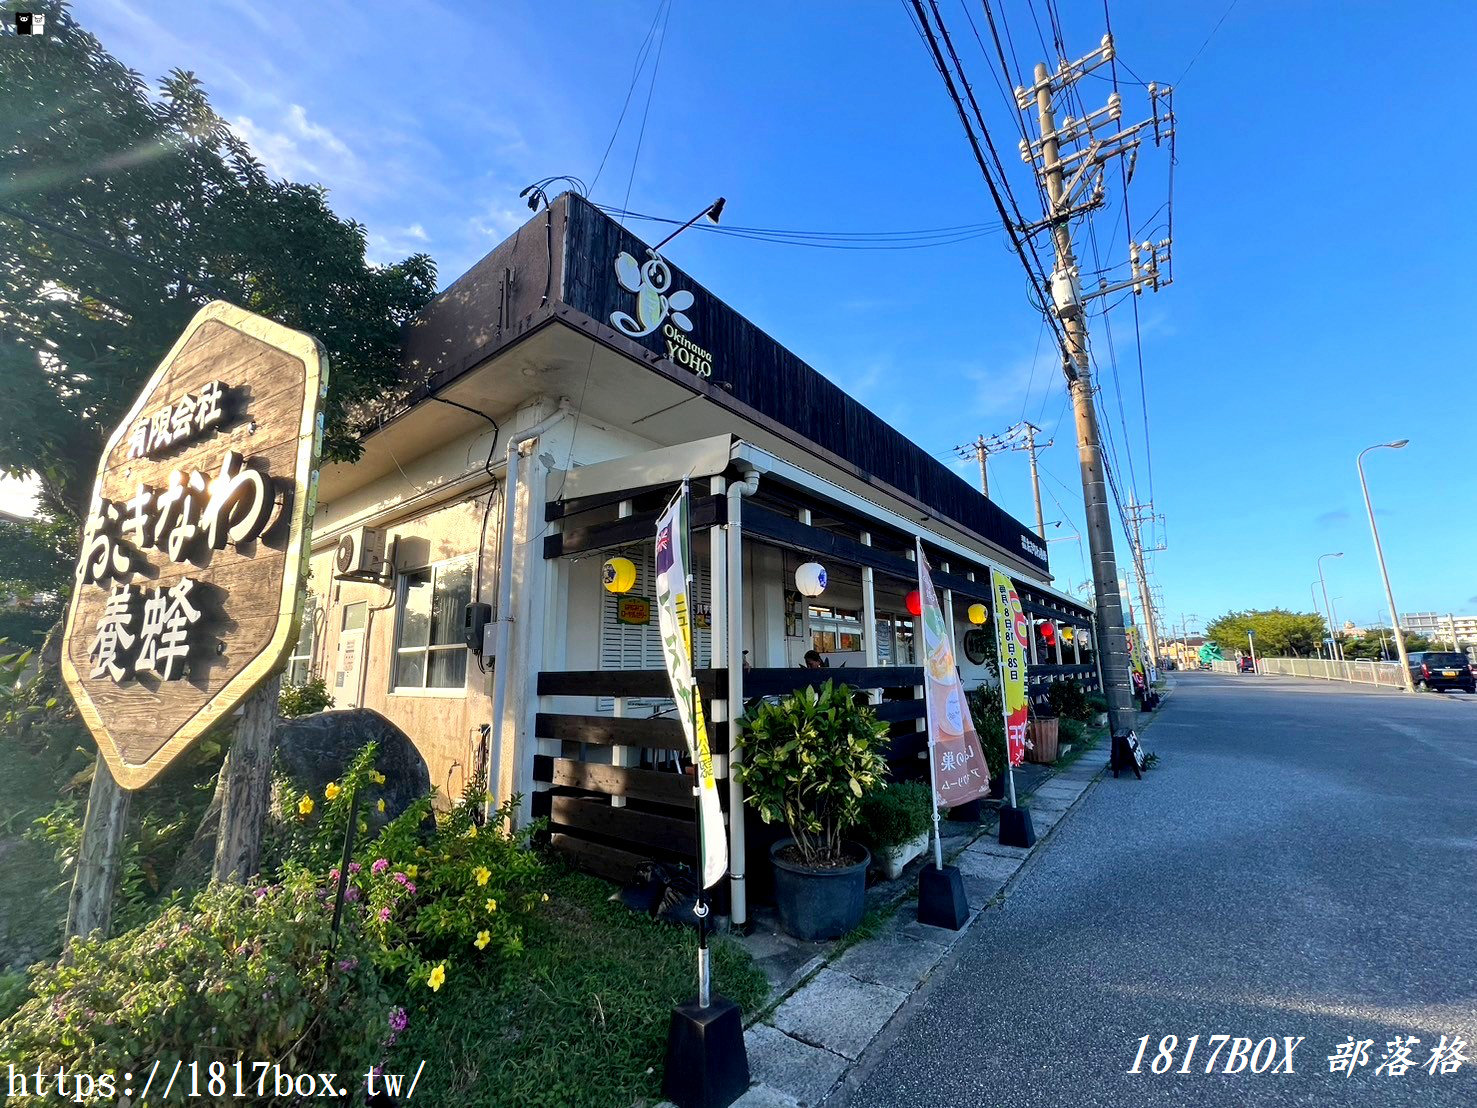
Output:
[[334, 526, 386, 581]]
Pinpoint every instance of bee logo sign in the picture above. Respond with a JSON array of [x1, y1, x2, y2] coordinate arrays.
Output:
[[611, 250, 714, 378]]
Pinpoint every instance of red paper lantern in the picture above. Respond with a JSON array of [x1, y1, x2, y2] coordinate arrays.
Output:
[[1041, 620, 1056, 644], [905, 589, 922, 617]]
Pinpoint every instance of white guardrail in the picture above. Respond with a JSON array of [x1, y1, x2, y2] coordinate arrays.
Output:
[[1214, 657, 1407, 687]]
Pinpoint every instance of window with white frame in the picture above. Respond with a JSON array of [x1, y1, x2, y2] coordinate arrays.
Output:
[[598, 545, 710, 712], [393, 558, 472, 691], [286, 593, 318, 685]]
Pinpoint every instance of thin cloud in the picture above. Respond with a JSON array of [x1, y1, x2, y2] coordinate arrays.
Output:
[[1316, 509, 1350, 527], [231, 104, 355, 185]]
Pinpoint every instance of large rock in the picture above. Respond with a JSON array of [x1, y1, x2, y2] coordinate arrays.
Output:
[[273, 708, 431, 820], [171, 708, 431, 888]]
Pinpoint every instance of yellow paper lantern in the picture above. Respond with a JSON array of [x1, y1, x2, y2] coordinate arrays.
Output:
[[602, 556, 637, 594], [1062, 626, 1075, 643], [967, 603, 987, 625]]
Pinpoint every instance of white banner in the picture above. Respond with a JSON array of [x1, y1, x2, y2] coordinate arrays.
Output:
[[655, 485, 727, 889]]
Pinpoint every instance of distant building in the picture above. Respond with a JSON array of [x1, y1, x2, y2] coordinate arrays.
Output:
[[1399, 612, 1477, 649]]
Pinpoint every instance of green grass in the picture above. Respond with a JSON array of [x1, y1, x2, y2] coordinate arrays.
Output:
[[1053, 725, 1105, 773], [386, 869, 770, 1107]]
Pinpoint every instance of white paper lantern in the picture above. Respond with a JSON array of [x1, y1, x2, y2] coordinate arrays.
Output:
[[795, 561, 828, 597]]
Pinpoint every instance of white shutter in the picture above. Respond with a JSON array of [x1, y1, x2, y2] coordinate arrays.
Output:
[[597, 544, 711, 714]]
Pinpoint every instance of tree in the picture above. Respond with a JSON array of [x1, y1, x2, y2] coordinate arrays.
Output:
[[1342, 629, 1433, 660], [0, 1, 437, 529], [1204, 609, 1330, 659]]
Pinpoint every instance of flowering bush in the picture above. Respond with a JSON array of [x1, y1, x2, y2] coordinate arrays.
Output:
[[276, 744, 548, 993], [0, 873, 394, 1087]]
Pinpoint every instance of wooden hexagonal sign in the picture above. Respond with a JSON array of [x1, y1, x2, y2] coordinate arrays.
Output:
[[61, 302, 328, 789]]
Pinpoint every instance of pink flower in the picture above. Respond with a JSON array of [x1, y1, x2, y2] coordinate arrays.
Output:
[[371, 858, 389, 875], [405, 882, 416, 895], [392, 872, 409, 886], [377, 906, 392, 922], [388, 1006, 408, 1032], [336, 957, 358, 972], [347, 862, 362, 875], [328, 868, 340, 882], [345, 887, 361, 903]]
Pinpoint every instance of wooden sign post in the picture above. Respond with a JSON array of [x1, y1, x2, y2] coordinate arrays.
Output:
[[60, 302, 327, 939]]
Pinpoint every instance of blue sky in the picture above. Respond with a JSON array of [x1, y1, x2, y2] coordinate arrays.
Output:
[[51, 0, 1477, 634]]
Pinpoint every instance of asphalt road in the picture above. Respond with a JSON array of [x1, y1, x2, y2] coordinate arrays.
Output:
[[838, 672, 1477, 1107]]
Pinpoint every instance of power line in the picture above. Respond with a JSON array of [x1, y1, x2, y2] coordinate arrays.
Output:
[[589, 0, 668, 195], [903, 0, 1070, 361], [1178, 0, 1240, 85]]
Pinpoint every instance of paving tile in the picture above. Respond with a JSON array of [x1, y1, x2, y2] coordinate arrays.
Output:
[[770, 968, 907, 1060], [832, 933, 947, 991], [732, 1084, 803, 1108], [955, 848, 1021, 880], [961, 872, 1006, 908], [970, 841, 1033, 860], [1031, 808, 1063, 833], [1023, 794, 1071, 813], [744, 1024, 848, 1106]]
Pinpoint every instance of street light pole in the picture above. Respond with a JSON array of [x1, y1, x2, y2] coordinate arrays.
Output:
[[1317, 553, 1344, 667], [1358, 441, 1415, 692]]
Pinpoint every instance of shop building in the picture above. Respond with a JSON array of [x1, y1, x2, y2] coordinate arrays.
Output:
[[299, 193, 1097, 922]]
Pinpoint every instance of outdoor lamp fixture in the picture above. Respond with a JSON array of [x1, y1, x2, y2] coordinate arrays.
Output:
[[795, 562, 828, 597], [651, 197, 727, 255], [1317, 552, 1344, 662], [968, 603, 988, 625], [1358, 439, 1416, 692], [905, 590, 923, 617], [601, 556, 637, 594]]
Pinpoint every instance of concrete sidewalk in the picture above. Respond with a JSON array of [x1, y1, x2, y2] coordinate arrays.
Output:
[[721, 693, 1175, 1108]]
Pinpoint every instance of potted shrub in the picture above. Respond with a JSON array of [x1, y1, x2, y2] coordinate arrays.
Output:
[[737, 681, 888, 940], [965, 683, 1008, 800], [1047, 679, 1093, 724], [1087, 692, 1109, 729], [854, 782, 935, 880], [1028, 700, 1060, 764], [1058, 716, 1086, 757]]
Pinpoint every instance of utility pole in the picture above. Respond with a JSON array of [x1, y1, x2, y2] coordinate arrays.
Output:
[[1006, 422, 1051, 539], [1125, 498, 1164, 668], [1019, 47, 1172, 736], [953, 432, 1014, 498]]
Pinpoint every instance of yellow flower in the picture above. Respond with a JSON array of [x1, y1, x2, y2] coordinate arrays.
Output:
[[324, 782, 341, 801], [465, 825, 478, 839], [405, 864, 419, 879], [297, 795, 314, 817], [370, 770, 386, 785], [377, 799, 386, 814], [485, 898, 498, 913], [540, 893, 549, 903], [358, 820, 368, 834], [474, 930, 491, 950], [474, 866, 491, 886], [427, 963, 446, 992]]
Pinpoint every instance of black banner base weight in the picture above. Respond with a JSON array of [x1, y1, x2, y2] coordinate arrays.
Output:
[[662, 995, 750, 1108], [998, 803, 1036, 847], [917, 862, 969, 930]]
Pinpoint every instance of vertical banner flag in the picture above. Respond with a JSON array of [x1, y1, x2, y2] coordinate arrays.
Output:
[[917, 546, 990, 805], [990, 570, 1030, 767], [655, 486, 728, 888], [1127, 626, 1145, 687]]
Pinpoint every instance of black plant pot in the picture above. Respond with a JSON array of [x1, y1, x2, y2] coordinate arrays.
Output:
[[987, 774, 1006, 801], [770, 839, 870, 941]]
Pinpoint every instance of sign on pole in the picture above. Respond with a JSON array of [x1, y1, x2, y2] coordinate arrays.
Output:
[[654, 483, 727, 889], [916, 543, 990, 809], [990, 569, 1030, 798], [60, 301, 328, 790]]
